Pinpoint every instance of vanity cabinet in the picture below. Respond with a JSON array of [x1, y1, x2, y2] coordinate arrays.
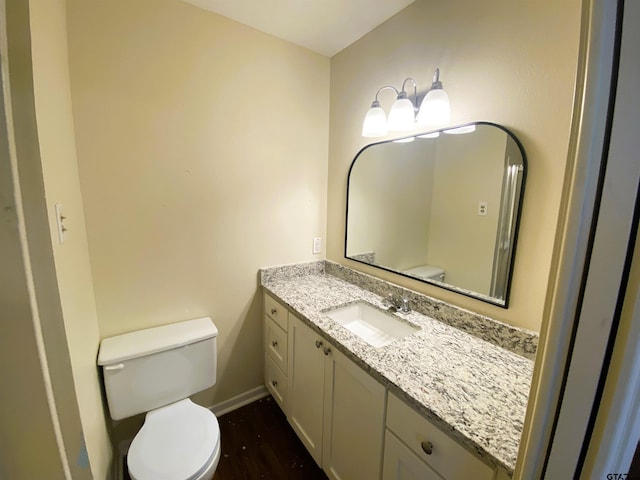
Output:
[[263, 293, 289, 412], [263, 291, 502, 480], [288, 313, 386, 480], [383, 392, 494, 480]]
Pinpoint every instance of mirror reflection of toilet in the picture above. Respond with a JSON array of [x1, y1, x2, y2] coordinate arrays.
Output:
[[98, 318, 221, 480], [403, 264, 445, 283]]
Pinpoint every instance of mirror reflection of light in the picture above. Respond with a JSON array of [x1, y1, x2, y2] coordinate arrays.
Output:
[[393, 137, 415, 143], [417, 132, 440, 139], [443, 125, 476, 135]]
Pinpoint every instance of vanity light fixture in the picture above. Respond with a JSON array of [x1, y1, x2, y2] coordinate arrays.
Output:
[[416, 69, 451, 128], [362, 69, 451, 138]]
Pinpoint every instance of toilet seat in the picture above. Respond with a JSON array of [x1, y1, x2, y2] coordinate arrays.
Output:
[[128, 398, 220, 480]]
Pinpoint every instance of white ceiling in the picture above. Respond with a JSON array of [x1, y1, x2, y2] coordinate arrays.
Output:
[[182, 0, 415, 57]]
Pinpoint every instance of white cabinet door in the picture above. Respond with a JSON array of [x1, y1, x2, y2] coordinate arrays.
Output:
[[288, 313, 326, 465], [322, 346, 386, 480], [383, 431, 443, 480]]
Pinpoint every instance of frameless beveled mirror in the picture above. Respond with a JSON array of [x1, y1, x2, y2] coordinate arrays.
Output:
[[345, 122, 526, 307]]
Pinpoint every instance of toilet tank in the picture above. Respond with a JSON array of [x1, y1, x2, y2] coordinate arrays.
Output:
[[403, 264, 446, 282], [98, 317, 218, 421]]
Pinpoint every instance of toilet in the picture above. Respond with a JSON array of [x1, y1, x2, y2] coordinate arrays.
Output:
[[403, 264, 446, 282], [97, 317, 221, 480]]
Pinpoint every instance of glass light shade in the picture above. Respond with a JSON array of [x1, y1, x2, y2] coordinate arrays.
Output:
[[443, 124, 476, 135], [387, 97, 415, 132], [417, 88, 451, 127], [362, 105, 388, 137]]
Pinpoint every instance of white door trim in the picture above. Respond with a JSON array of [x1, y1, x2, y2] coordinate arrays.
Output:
[[582, 0, 640, 475], [514, 0, 622, 478]]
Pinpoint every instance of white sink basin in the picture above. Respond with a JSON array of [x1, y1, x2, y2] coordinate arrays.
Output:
[[324, 302, 419, 348]]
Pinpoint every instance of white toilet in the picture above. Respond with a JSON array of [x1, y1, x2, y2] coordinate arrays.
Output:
[[403, 264, 446, 282], [98, 317, 221, 480]]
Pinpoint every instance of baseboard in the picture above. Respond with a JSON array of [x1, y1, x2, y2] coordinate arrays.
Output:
[[209, 385, 269, 417]]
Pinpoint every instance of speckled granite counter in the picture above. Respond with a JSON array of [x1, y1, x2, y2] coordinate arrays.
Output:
[[260, 261, 535, 476]]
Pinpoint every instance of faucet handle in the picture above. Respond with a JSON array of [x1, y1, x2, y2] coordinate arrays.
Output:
[[400, 297, 411, 313]]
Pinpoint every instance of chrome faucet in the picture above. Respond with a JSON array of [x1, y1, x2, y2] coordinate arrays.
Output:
[[382, 292, 410, 313]]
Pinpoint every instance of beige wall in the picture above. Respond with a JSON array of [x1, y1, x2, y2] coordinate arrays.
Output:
[[328, 0, 581, 331], [29, 0, 111, 477], [66, 0, 329, 410]]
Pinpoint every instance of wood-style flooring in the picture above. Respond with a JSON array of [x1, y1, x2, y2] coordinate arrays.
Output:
[[123, 395, 327, 480], [213, 395, 327, 480]]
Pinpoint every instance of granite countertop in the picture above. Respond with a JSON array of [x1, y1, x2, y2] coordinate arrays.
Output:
[[261, 266, 534, 476]]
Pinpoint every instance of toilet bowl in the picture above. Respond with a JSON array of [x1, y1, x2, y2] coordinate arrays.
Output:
[[128, 399, 221, 480], [98, 317, 221, 480]]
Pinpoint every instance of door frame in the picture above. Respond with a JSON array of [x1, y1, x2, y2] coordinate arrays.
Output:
[[516, 0, 640, 477]]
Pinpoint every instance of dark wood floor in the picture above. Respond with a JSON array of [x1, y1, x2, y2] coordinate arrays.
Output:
[[214, 395, 327, 480], [124, 395, 327, 480]]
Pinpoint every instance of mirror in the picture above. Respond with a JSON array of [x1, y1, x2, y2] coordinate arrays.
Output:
[[345, 122, 526, 307]]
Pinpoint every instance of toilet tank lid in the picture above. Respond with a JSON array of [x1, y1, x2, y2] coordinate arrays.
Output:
[[97, 317, 217, 366], [403, 265, 444, 277]]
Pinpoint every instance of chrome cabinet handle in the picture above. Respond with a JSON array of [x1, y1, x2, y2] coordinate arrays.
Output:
[[323, 347, 331, 356], [271, 380, 278, 387], [271, 340, 278, 347], [421, 441, 433, 455], [315, 340, 323, 349], [271, 308, 277, 315]]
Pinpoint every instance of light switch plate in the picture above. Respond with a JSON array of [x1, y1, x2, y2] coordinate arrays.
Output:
[[313, 237, 322, 254]]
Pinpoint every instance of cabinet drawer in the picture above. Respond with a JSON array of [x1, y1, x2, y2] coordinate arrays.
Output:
[[265, 354, 287, 412], [264, 316, 288, 374], [264, 293, 288, 331], [386, 392, 494, 480]]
